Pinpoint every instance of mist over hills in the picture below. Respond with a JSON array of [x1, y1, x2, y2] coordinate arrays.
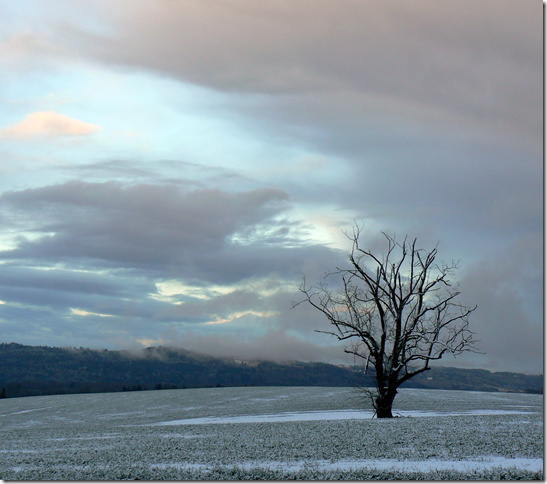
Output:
[[0, 343, 542, 399]]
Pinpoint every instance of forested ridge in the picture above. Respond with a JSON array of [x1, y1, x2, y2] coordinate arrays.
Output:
[[0, 343, 542, 399]]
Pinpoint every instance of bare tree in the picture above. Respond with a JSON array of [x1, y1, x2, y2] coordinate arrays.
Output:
[[297, 228, 478, 418]]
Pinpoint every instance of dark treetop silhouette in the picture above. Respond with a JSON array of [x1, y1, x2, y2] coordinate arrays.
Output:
[[297, 229, 478, 418]]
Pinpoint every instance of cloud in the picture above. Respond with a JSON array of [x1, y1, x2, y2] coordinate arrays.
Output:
[[0, 2, 541, 373], [0, 30, 66, 69], [0, 111, 101, 140], [0, 263, 157, 314], [0, 177, 348, 360], [70, 308, 113, 317], [0, 180, 331, 287], [456, 233, 543, 374], [160, 327, 348, 363], [0, 176, 541, 372], [61, 0, 541, 141], [46, 1, 540, 256]]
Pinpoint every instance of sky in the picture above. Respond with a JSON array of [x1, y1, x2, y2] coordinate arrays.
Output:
[[0, 0, 542, 374]]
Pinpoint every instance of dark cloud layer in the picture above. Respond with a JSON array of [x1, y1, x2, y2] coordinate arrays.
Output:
[[68, 0, 541, 141], [0, 179, 340, 283], [0, 179, 348, 363], [1, 181, 289, 269]]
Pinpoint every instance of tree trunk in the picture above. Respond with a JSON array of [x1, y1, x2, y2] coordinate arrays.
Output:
[[375, 392, 396, 418], [376, 406, 393, 418]]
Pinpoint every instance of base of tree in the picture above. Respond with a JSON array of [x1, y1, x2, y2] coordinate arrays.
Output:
[[375, 393, 396, 418], [376, 408, 394, 418]]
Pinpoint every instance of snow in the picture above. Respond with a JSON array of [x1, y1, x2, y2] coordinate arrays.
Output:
[[152, 408, 532, 426], [0, 387, 542, 479], [149, 457, 543, 473], [312, 457, 544, 473], [0, 407, 51, 417]]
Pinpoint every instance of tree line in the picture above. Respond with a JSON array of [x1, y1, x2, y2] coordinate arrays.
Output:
[[0, 343, 541, 399]]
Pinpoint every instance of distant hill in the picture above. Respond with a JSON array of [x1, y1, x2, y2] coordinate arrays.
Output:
[[400, 365, 542, 394], [0, 342, 542, 399]]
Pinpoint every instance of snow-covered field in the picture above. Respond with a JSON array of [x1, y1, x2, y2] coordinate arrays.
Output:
[[0, 386, 543, 480]]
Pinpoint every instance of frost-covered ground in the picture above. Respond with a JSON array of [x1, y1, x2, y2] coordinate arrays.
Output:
[[0, 386, 543, 480]]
